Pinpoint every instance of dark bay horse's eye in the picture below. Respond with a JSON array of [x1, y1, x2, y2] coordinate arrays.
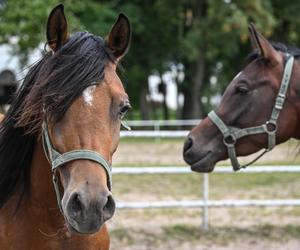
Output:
[[119, 103, 131, 119], [236, 84, 249, 95]]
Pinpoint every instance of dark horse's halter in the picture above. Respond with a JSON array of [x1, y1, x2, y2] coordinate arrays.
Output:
[[208, 54, 294, 171], [41, 122, 112, 213]]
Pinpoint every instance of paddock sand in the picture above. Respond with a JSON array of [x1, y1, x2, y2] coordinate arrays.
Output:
[[108, 207, 300, 250], [113, 138, 300, 166], [108, 138, 300, 250]]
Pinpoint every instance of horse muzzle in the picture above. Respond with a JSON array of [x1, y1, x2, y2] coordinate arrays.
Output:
[[62, 186, 115, 234]]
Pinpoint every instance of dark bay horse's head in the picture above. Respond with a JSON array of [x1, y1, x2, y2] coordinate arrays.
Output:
[[38, 5, 131, 233], [183, 24, 300, 172]]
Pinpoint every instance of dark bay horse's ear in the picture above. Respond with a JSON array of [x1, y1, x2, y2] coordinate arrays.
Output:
[[248, 24, 260, 51], [248, 23, 281, 65], [105, 13, 131, 60], [47, 4, 69, 52]]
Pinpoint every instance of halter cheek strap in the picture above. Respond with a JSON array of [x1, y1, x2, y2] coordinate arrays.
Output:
[[41, 122, 112, 213], [208, 54, 294, 171]]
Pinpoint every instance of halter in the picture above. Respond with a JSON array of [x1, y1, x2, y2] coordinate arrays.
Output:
[[208, 54, 294, 171], [41, 122, 112, 213]]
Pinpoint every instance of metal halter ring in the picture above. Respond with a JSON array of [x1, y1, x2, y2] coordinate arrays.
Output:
[[265, 121, 277, 133], [223, 134, 236, 146]]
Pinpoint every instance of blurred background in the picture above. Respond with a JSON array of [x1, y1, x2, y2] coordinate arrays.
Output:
[[2, 0, 300, 120], [1, 1, 300, 250]]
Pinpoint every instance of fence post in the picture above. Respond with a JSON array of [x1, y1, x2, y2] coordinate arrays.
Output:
[[154, 122, 160, 143], [202, 173, 209, 230]]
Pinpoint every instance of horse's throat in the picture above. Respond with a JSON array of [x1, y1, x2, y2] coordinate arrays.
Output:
[[29, 139, 64, 223]]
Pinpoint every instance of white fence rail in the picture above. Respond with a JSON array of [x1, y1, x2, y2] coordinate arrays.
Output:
[[120, 130, 189, 138], [118, 127, 300, 230], [124, 120, 200, 138], [113, 165, 300, 174], [113, 166, 300, 230], [126, 119, 200, 127]]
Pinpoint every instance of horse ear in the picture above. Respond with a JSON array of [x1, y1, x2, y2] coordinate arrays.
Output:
[[248, 23, 281, 65], [47, 4, 69, 52], [248, 24, 260, 51], [105, 13, 131, 60]]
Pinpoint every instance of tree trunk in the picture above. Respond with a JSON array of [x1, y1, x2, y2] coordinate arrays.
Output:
[[180, 0, 208, 119], [191, 54, 205, 118], [181, 84, 192, 119], [139, 81, 151, 120], [181, 54, 205, 119], [162, 92, 168, 120], [158, 75, 169, 120]]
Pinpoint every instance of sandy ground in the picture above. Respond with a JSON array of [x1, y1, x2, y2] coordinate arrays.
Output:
[[108, 207, 300, 250], [113, 138, 300, 166], [107, 139, 300, 250]]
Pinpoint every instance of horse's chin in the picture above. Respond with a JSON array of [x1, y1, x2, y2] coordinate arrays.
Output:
[[65, 216, 104, 235], [190, 152, 217, 173], [67, 222, 103, 235]]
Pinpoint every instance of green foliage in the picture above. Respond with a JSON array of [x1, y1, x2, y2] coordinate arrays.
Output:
[[1, 0, 300, 118]]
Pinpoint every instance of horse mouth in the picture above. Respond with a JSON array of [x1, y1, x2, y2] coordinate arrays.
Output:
[[62, 210, 105, 235], [190, 152, 217, 173], [65, 217, 104, 235]]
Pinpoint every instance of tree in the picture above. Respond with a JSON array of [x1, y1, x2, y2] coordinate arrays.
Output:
[[0, 0, 181, 120], [177, 0, 276, 118], [1, 0, 300, 120]]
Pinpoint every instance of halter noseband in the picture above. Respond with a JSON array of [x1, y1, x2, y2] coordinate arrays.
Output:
[[41, 122, 112, 213], [208, 54, 294, 171]]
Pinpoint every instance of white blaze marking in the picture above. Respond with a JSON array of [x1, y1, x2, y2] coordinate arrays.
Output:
[[83, 85, 96, 106], [233, 71, 242, 80]]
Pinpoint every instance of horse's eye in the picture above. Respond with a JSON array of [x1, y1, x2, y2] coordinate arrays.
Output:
[[236, 85, 249, 95], [119, 103, 131, 119]]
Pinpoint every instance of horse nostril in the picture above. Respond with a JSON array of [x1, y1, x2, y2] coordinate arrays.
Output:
[[68, 192, 84, 218], [102, 195, 116, 221], [184, 136, 194, 153], [65, 190, 116, 226]]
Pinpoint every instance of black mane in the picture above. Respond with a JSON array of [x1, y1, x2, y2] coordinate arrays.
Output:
[[0, 31, 114, 209], [246, 42, 300, 64]]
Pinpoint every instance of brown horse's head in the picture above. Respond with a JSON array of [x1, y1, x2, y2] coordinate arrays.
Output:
[[44, 5, 131, 233], [183, 24, 300, 172]]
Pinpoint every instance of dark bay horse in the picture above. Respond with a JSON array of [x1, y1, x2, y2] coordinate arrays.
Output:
[[0, 4, 131, 249], [184, 24, 300, 172]]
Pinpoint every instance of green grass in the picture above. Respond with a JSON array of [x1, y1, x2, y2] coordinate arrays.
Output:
[[163, 224, 200, 240], [112, 172, 300, 200], [113, 173, 202, 200], [209, 173, 300, 199], [110, 223, 300, 248], [111, 228, 134, 245]]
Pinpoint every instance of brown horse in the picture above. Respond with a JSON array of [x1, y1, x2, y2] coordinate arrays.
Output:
[[0, 4, 131, 249], [183, 24, 300, 172]]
